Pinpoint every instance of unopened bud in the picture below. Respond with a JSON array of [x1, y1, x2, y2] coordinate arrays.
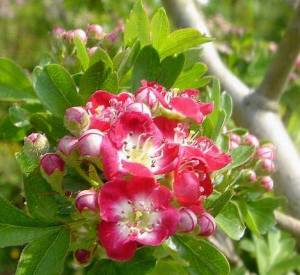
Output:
[[87, 24, 104, 40], [78, 129, 104, 158], [40, 153, 65, 192], [74, 249, 91, 264], [256, 144, 276, 160], [75, 190, 98, 212], [261, 176, 274, 191], [57, 135, 78, 157], [52, 27, 65, 39], [73, 29, 88, 44], [198, 212, 216, 237], [24, 133, 49, 158], [87, 47, 98, 56], [230, 141, 239, 151], [243, 134, 259, 148], [64, 107, 90, 136], [243, 169, 257, 182], [229, 133, 241, 144], [257, 159, 275, 174], [177, 208, 198, 232]]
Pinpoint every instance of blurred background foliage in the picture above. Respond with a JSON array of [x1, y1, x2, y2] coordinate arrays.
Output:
[[0, 0, 299, 274]]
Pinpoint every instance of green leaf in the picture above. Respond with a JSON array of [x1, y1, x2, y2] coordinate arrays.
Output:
[[30, 112, 67, 142], [124, 0, 150, 47], [226, 145, 256, 170], [79, 61, 112, 100], [170, 235, 230, 275], [0, 58, 36, 102], [101, 72, 119, 92], [0, 115, 27, 141], [132, 46, 160, 90], [16, 228, 70, 275], [88, 247, 155, 275], [208, 190, 233, 216], [0, 195, 60, 248], [157, 54, 185, 88], [221, 92, 233, 121], [90, 47, 113, 68], [149, 259, 187, 275], [216, 202, 246, 240], [24, 172, 72, 224], [159, 28, 211, 59], [151, 7, 170, 50], [35, 64, 83, 117], [240, 198, 280, 234], [117, 41, 141, 79], [173, 63, 207, 89], [74, 37, 90, 71], [9, 105, 30, 128], [269, 256, 300, 275], [15, 151, 39, 176]]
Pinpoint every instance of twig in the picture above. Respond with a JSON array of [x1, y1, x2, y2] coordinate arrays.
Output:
[[275, 210, 300, 239], [257, 2, 300, 101], [162, 0, 300, 219]]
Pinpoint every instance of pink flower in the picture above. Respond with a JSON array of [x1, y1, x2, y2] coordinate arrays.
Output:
[[229, 133, 241, 144], [75, 190, 98, 212], [57, 135, 78, 157], [101, 112, 179, 179], [198, 212, 216, 236], [98, 176, 179, 261], [77, 129, 104, 159], [73, 29, 88, 44], [136, 81, 213, 123], [86, 90, 134, 131], [177, 208, 198, 232], [64, 107, 90, 136]]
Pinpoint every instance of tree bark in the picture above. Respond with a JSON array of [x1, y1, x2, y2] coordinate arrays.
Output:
[[162, 0, 300, 218]]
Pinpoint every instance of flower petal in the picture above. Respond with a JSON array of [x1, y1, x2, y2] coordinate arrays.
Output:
[[98, 222, 137, 261]]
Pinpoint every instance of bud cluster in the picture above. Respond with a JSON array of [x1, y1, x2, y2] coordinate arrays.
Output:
[[229, 132, 276, 191]]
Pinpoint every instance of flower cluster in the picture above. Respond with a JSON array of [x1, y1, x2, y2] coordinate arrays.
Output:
[[37, 81, 233, 261], [229, 132, 276, 191]]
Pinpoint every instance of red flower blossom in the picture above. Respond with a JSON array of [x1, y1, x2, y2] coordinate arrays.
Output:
[[98, 176, 179, 261]]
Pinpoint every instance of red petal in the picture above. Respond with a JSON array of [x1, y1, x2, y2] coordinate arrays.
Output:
[[136, 227, 169, 246], [174, 171, 201, 204], [99, 178, 130, 222], [98, 222, 137, 261], [121, 161, 154, 178], [160, 207, 179, 235], [149, 185, 173, 209]]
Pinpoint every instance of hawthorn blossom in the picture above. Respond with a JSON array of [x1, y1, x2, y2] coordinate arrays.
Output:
[[101, 112, 179, 179], [98, 176, 179, 261]]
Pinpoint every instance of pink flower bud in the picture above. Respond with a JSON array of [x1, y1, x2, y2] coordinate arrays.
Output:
[[229, 133, 241, 144], [126, 102, 152, 116], [75, 190, 98, 212], [243, 169, 257, 182], [87, 47, 98, 56], [24, 133, 49, 157], [52, 27, 65, 39], [64, 107, 90, 136], [78, 129, 104, 158], [259, 159, 275, 173], [261, 176, 274, 191], [87, 24, 104, 40], [198, 212, 216, 237], [40, 153, 65, 191], [63, 30, 75, 43], [243, 134, 259, 148], [57, 136, 78, 157], [73, 29, 88, 44], [256, 144, 276, 160], [75, 249, 91, 264], [177, 208, 198, 232]]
